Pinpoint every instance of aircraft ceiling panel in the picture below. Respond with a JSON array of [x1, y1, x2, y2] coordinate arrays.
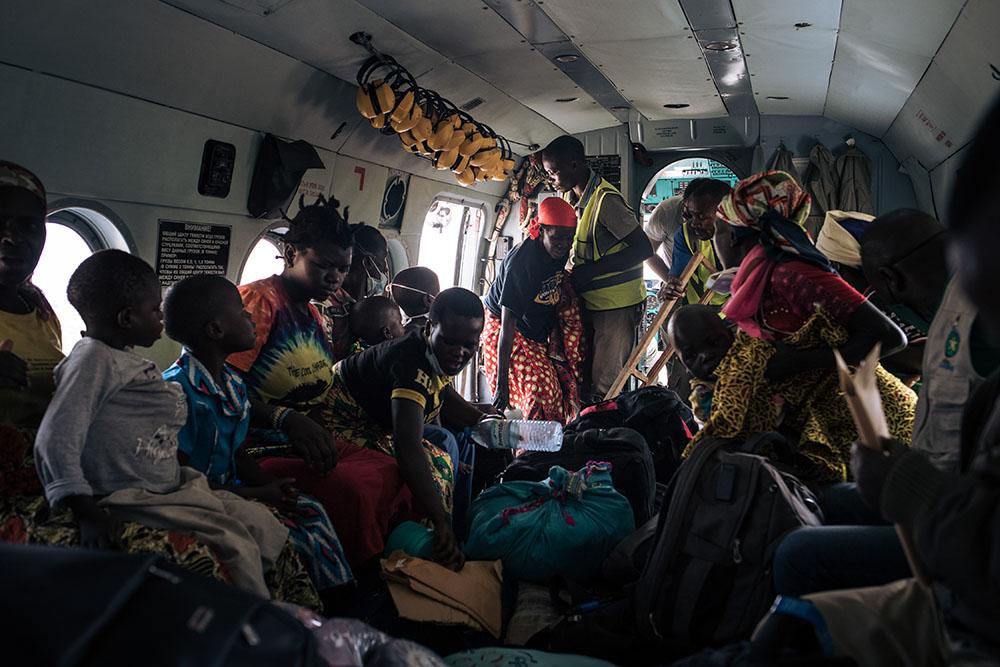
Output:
[[536, 0, 725, 120], [825, 0, 964, 137], [1, 0, 372, 152], [930, 0, 1000, 145], [164, 0, 443, 83], [356, 0, 525, 59], [164, 0, 566, 144], [739, 27, 838, 115], [354, 0, 618, 133], [837, 0, 962, 53], [531, 0, 690, 43], [459, 51, 619, 135], [730, 0, 842, 32], [823, 35, 938, 137], [732, 0, 840, 115], [574, 39, 727, 120]]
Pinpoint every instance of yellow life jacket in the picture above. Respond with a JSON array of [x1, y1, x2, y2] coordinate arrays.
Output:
[[565, 177, 646, 311], [681, 224, 729, 307]]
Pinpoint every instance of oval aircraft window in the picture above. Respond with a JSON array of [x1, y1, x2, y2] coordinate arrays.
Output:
[[239, 232, 286, 285], [36, 208, 130, 351]]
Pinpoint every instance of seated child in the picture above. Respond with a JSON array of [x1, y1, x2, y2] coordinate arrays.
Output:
[[388, 267, 440, 333], [161, 274, 353, 598], [667, 304, 915, 486], [349, 295, 405, 350], [33, 250, 297, 599]]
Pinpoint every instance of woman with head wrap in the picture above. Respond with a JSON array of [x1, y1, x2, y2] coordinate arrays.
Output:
[[718, 171, 906, 379], [483, 197, 584, 423], [683, 171, 916, 486], [816, 210, 926, 382], [814, 210, 875, 290]]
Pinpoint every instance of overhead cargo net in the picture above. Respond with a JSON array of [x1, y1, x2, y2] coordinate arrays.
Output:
[[352, 36, 516, 187]]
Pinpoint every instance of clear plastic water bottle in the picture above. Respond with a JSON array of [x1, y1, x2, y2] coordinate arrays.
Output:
[[469, 418, 563, 452]]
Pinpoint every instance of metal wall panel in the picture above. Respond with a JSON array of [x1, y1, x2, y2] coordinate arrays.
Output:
[[732, 0, 841, 115], [536, 0, 726, 120]]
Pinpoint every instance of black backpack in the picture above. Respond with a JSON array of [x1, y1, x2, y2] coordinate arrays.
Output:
[[568, 386, 698, 483], [501, 427, 656, 526], [544, 433, 822, 662], [0, 544, 316, 666], [633, 433, 823, 652]]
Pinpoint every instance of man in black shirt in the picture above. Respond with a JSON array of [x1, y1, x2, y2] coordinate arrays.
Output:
[[325, 288, 488, 570]]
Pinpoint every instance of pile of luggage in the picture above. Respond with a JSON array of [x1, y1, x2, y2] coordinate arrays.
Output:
[[3, 386, 826, 666]]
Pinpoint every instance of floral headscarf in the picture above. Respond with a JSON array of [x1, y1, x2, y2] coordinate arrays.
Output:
[[718, 171, 834, 337]]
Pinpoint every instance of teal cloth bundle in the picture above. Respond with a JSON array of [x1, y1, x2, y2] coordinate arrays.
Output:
[[464, 462, 634, 583]]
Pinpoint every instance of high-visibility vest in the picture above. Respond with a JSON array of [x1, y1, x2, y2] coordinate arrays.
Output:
[[566, 177, 646, 311], [681, 224, 728, 307]]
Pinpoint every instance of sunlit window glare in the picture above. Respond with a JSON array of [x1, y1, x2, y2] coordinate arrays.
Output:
[[32, 223, 92, 351], [417, 200, 484, 291], [240, 237, 284, 285]]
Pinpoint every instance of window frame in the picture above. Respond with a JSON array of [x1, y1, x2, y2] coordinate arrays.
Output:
[[45, 199, 134, 253]]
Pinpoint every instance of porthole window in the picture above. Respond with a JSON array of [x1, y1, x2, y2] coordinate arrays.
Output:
[[239, 229, 286, 285], [37, 207, 131, 351]]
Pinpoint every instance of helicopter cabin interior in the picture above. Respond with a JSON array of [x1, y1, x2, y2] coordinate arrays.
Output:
[[2, 0, 1000, 664]]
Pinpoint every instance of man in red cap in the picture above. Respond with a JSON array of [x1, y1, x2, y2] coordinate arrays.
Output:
[[482, 196, 585, 423]]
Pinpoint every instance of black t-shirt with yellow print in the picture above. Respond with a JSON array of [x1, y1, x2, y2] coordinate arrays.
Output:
[[484, 237, 565, 343], [338, 329, 451, 430]]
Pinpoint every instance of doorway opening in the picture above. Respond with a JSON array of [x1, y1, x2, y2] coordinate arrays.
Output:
[[416, 198, 486, 290]]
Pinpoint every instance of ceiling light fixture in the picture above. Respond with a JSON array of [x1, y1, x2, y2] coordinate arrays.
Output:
[[554, 53, 579, 63], [766, 96, 790, 100], [555, 97, 579, 103], [703, 41, 737, 51], [663, 103, 690, 109]]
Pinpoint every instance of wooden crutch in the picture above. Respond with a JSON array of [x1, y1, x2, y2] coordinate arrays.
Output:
[[603, 252, 705, 400]]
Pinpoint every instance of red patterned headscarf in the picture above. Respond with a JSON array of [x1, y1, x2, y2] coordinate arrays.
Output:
[[718, 171, 834, 338], [718, 170, 810, 230]]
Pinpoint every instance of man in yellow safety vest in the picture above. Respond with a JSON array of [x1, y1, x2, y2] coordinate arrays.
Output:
[[656, 178, 734, 306], [541, 135, 653, 401]]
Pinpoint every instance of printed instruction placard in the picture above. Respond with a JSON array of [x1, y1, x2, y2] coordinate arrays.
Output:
[[155, 220, 231, 287]]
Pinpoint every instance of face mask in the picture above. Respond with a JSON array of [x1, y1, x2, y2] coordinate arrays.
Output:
[[389, 283, 436, 319], [364, 258, 389, 297], [888, 303, 931, 336], [423, 333, 452, 377]]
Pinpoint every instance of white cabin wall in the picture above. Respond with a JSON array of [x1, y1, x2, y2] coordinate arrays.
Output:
[[0, 59, 499, 370], [879, 0, 1000, 222]]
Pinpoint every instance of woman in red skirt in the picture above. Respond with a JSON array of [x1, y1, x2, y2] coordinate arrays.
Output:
[[483, 197, 585, 423]]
